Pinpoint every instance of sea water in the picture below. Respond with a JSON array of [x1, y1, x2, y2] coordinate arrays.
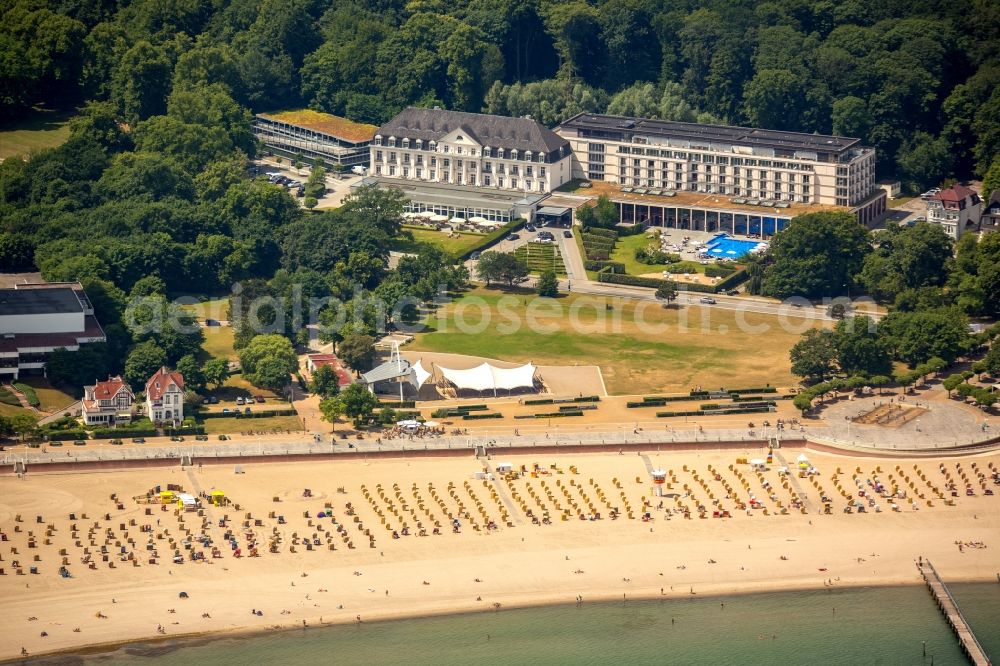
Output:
[[84, 585, 1000, 666]]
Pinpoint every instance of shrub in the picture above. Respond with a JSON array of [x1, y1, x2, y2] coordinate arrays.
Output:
[[13, 383, 39, 407], [704, 265, 737, 278]]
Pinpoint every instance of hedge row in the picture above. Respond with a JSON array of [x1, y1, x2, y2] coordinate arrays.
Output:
[[700, 401, 775, 410], [430, 405, 489, 418], [704, 265, 737, 278], [522, 398, 553, 405], [518, 410, 584, 418], [729, 387, 777, 395], [200, 409, 297, 419], [584, 260, 625, 273], [584, 227, 618, 239], [44, 430, 90, 441], [597, 271, 717, 294], [457, 220, 524, 260], [379, 400, 416, 409], [13, 383, 40, 407], [462, 412, 502, 420], [93, 428, 158, 439], [655, 406, 774, 418], [166, 426, 207, 436], [714, 268, 750, 292]]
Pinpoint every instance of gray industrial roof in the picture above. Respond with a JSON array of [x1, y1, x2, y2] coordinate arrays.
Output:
[[558, 113, 861, 154], [0, 287, 83, 316], [378, 107, 569, 155]]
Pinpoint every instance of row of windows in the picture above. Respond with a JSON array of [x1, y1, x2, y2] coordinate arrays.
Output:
[[373, 137, 550, 162], [615, 178, 812, 201], [374, 165, 546, 191], [374, 151, 547, 177], [614, 162, 812, 183], [613, 146, 819, 171]]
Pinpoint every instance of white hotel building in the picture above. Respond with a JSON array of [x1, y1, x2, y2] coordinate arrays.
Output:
[[366, 107, 573, 223], [555, 113, 885, 226]]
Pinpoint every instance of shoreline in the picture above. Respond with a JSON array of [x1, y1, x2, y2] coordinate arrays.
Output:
[[11, 575, 998, 664], [4, 447, 998, 663]]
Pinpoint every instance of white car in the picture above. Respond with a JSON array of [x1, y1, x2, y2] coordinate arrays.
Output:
[[699, 297, 717, 304]]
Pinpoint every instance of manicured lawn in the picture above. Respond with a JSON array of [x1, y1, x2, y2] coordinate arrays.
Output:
[[0, 106, 73, 159], [391, 226, 488, 257], [217, 373, 280, 399], [611, 233, 716, 277], [179, 297, 230, 321], [0, 402, 25, 418], [409, 288, 817, 395], [514, 243, 566, 275], [200, 415, 303, 435], [201, 326, 237, 360], [19, 378, 76, 413]]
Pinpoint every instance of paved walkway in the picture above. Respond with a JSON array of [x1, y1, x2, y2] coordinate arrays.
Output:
[[818, 393, 991, 450]]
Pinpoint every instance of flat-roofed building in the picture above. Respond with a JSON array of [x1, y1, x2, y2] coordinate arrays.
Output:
[[0, 282, 106, 380], [371, 107, 573, 195], [555, 113, 885, 227], [254, 109, 377, 168]]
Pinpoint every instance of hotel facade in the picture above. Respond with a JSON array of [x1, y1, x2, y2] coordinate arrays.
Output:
[[555, 113, 885, 229], [363, 107, 886, 234], [366, 107, 573, 223]]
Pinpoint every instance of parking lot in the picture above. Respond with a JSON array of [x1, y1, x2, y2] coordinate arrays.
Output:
[[251, 157, 364, 208]]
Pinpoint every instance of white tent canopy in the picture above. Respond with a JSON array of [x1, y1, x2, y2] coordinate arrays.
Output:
[[437, 362, 537, 393], [410, 359, 433, 389]]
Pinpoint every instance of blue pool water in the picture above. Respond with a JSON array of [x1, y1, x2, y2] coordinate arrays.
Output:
[[703, 233, 766, 259]]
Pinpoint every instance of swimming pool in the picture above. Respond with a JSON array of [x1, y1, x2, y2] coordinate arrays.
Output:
[[702, 233, 766, 259]]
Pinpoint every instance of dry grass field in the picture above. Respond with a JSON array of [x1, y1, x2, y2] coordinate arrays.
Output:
[[409, 288, 818, 395]]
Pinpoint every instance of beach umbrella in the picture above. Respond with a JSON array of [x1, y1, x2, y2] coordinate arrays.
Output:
[[469, 216, 488, 224], [451, 217, 466, 224], [430, 214, 449, 222], [423, 420, 440, 427]]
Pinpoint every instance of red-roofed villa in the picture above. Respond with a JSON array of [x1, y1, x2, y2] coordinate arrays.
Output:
[[81, 376, 135, 426], [146, 366, 185, 425]]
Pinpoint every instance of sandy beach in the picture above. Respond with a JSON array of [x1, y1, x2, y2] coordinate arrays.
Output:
[[2, 445, 998, 661]]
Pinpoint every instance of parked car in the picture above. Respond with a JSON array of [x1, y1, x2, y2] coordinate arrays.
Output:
[[563, 230, 573, 238], [72, 440, 87, 446], [195, 435, 209, 441], [222, 408, 230, 414], [244, 407, 252, 414], [469, 251, 481, 260], [254, 395, 266, 403], [525, 224, 536, 232], [131, 437, 145, 444], [170, 436, 185, 442], [699, 297, 717, 304], [235, 397, 244, 405], [110, 439, 123, 446], [507, 233, 520, 241], [218, 434, 229, 441], [209, 396, 219, 404]]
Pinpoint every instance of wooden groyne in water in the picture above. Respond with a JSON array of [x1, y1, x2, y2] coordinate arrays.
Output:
[[918, 560, 992, 665]]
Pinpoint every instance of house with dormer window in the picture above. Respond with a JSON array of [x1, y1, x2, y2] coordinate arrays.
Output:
[[81, 376, 135, 425], [145, 366, 185, 425]]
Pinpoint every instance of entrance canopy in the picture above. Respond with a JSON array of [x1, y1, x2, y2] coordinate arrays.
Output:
[[437, 362, 537, 393], [536, 206, 571, 217]]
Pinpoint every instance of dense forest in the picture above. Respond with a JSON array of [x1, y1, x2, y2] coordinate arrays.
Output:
[[2, 0, 1000, 185], [1, 0, 999, 394]]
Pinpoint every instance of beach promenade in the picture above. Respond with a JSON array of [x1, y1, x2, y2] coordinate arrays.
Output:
[[2, 443, 998, 661]]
